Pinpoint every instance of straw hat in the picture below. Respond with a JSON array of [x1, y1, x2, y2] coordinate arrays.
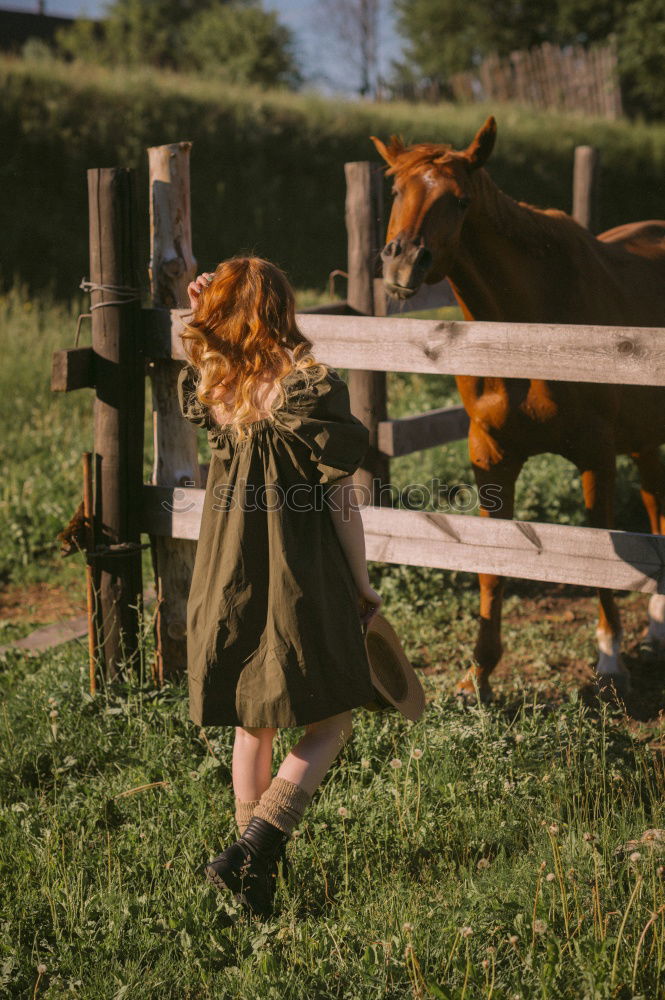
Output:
[[363, 612, 425, 722]]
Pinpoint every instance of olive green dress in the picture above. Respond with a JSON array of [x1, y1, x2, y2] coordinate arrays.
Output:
[[177, 362, 375, 728]]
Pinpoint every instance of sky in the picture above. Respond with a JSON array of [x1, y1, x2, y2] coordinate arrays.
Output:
[[4, 0, 404, 94]]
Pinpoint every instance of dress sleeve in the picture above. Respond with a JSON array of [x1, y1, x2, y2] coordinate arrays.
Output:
[[279, 368, 369, 484], [177, 362, 212, 430]]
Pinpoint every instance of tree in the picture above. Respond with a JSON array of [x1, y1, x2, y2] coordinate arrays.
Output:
[[618, 0, 665, 118], [182, 5, 301, 89], [315, 0, 382, 97], [392, 0, 665, 118], [56, 0, 301, 89]]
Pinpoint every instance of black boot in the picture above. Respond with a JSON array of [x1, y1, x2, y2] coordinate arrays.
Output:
[[205, 817, 289, 919]]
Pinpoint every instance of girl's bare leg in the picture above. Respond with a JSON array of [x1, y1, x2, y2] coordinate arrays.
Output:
[[276, 711, 353, 796], [232, 726, 276, 801]]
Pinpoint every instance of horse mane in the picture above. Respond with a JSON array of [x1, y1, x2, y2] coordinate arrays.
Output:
[[470, 166, 591, 256], [385, 140, 453, 177]]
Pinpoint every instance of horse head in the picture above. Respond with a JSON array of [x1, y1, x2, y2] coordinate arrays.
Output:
[[371, 116, 497, 299]]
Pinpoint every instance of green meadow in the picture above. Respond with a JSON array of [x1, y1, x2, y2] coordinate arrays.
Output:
[[1, 287, 665, 998]]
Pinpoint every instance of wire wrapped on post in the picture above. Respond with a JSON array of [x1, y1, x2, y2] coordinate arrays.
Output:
[[79, 278, 141, 310]]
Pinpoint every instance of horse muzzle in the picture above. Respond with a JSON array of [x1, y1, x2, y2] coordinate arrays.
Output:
[[380, 236, 433, 299]]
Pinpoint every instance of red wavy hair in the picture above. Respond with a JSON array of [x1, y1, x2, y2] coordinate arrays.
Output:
[[180, 256, 325, 434]]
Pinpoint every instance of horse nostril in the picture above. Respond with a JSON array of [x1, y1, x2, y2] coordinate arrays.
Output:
[[382, 240, 402, 260], [415, 247, 432, 270]]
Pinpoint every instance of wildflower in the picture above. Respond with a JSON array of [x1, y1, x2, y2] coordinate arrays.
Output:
[[481, 959, 489, 969], [49, 709, 59, 720], [337, 806, 349, 818], [361, 758, 370, 769], [477, 857, 490, 870], [47, 697, 57, 707], [460, 926, 473, 938], [629, 851, 642, 862], [548, 823, 559, 835], [390, 758, 402, 769], [402, 922, 413, 933], [37, 964, 46, 975], [514, 733, 525, 743], [411, 748, 423, 760], [508, 935, 519, 946], [532, 919, 547, 934], [546, 872, 556, 882]]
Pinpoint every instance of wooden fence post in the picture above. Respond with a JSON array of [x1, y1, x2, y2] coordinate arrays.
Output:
[[88, 167, 144, 679], [573, 145, 601, 233], [344, 161, 390, 505], [147, 142, 198, 683]]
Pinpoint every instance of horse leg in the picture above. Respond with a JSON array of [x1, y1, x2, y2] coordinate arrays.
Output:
[[580, 467, 632, 699], [632, 448, 665, 659], [455, 461, 522, 705]]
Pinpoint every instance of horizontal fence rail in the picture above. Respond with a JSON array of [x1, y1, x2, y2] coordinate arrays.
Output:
[[151, 310, 665, 387], [142, 485, 665, 595]]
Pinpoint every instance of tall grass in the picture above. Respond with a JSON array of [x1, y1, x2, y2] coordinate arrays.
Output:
[[1, 623, 664, 998]]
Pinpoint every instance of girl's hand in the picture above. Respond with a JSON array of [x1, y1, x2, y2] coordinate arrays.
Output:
[[187, 272, 214, 311], [358, 583, 382, 627]]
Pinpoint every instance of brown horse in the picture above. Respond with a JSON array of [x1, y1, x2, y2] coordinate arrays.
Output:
[[371, 117, 665, 703]]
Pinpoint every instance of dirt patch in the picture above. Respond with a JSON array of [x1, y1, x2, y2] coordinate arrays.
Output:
[[0, 581, 87, 625]]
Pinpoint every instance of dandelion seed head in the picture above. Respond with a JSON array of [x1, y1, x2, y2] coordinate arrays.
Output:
[[532, 919, 547, 934], [49, 709, 59, 720], [402, 922, 413, 933], [546, 872, 556, 882], [411, 748, 423, 759], [361, 758, 370, 769], [514, 733, 525, 743], [630, 851, 642, 862], [337, 806, 348, 818], [548, 823, 559, 835], [460, 925, 473, 938], [508, 934, 519, 945], [390, 758, 402, 769], [477, 857, 490, 870]]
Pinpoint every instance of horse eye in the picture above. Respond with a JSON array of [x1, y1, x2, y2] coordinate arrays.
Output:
[[458, 197, 471, 210]]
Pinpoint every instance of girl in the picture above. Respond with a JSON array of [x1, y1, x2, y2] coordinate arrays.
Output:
[[177, 256, 381, 919]]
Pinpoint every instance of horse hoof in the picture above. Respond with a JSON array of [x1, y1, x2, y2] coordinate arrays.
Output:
[[638, 638, 665, 664], [454, 680, 493, 706], [594, 672, 631, 702]]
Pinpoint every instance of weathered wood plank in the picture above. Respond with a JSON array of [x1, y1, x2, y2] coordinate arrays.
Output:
[[147, 141, 199, 683], [88, 167, 144, 680], [51, 346, 95, 392], [378, 405, 470, 456], [573, 145, 601, 233], [140, 485, 665, 594], [160, 312, 665, 387], [345, 161, 390, 503]]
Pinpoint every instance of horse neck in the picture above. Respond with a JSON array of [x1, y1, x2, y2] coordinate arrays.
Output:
[[449, 169, 574, 322]]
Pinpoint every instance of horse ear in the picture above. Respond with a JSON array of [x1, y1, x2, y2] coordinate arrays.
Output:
[[371, 134, 404, 166], [465, 116, 497, 170]]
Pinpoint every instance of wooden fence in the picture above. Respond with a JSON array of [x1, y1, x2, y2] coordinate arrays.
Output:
[[52, 143, 665, 684], [450, 41, 623, 120]]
